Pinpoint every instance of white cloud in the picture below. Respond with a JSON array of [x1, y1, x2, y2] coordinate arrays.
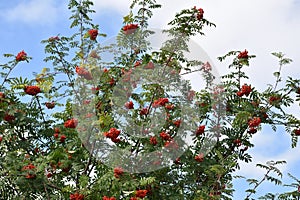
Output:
[[93, 0, 300, 87], [92, 0, 131, 14], [0, 0, 64, 26], [235, 126, 300, 179]]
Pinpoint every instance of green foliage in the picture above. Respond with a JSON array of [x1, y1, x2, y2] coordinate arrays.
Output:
[[0, 0, 299, 199]]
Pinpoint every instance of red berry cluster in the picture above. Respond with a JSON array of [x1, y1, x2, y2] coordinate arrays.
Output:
[[75, 66, 93, 80], [160, 131, 171, 141], [70, 192, 84, 200], [24, 85, 41, 96], [152, 98, 169, 108], [165, 104, 174, 110], [269, 95, 281, 104], [294, 129, 300, 136], [16, 50, 27, 61], [22, 163, 36, 179], [247, 117, 261, 134], [113, 167, 124, 178], [104, 128, 121, 143], [102, 196, 116, 200], [53, 128, 67, 143], [195, 125, 205, 136], [109, 77, 115, 86], [4, 113, 15, 123], [135, 190, 148, 198], [140, 107, 149, 115], [194, 6, 204, 20], [48, 36, 60, 42], [123, 24, 139, 35], [237, 84, 252, 97], [194, 153, 204, 162], [88, 29, 98, 40], [45, 101, 55, 109], [64, 118, 78, 128], [91, 86, 100, 94], [238, 50, 249, 59], [124, 101, 134, 109], [0, 92, 5, 101], [150, 136, 158, 145], [134, 60, 141, 67], [233, 138, 242, 146], [174, 157, 181, 165], [173, 119, 181, 127], [60, 135, 67, 143], [248, 117, 261, 127]]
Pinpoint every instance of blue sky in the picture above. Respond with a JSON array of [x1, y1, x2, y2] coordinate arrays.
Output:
[[0, 0, 300, 199]]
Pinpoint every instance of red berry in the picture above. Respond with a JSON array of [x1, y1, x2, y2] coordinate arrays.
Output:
[[294, 129, 300, 136], [60, 135, 66, 143], [150, 136, 158, 145], [0, 92, 5, 99], [124, 101, 134, 109], [173, 120, 181, 128], [160, 132, 171, 141], [241, 84, 252, 96], [140, 107, 149, 115], [153, 98, 169, 108], [123, 24, 139, 35], [194, 7, 204, 20], [4, 113, 15, 123], [64, 118, 78, 128], [103, 128, 121, 143], [233, 139, 241, 146], [48, 36, 59, 42], [165, 104, 174, 110], [24, 85, 41, 96], [62, 167, 70, 173], [248, 117, 261, 127], [102, 196, 116, 200], [16, 50, 27, 61], [238, 50, 248, 59], [247, 127, 257, 134], [0, 135, 3, 142], [75, 66, 93, 80], [45, 102, 55, 109], [88, 29, 98, 40], [195, 153, 204, 162], [236, 91, 243, 97], [113, 167, 124, 178], [70, 192, 84, 200], [135, 190, 148, 198], [47, 173, 53, 178], [269, 96, 281, 104], [174, 157, 181, 165], [195, 125, 205, 136]]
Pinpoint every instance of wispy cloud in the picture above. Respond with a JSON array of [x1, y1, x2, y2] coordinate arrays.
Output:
[[0, 0, 64, 26]]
